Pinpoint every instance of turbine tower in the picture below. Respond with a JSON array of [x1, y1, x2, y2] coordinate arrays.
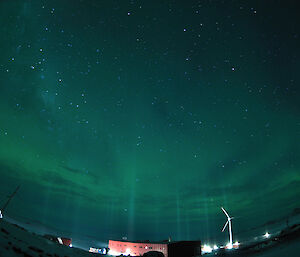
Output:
[[221, 207, 233, 248]]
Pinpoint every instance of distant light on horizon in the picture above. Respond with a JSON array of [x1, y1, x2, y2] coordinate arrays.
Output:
[[202, 244, 213, 253], [226, 242, 233, 249], [233, 241, 240, 246], [264, 232, 270, 238]]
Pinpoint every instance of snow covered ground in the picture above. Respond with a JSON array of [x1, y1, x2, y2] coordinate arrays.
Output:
[[1, 216, 299, 257], [0, 218, 103, 257], [203, 239, 300, 257], [203, 224, 300, 257], [253, 239, 300, 257]]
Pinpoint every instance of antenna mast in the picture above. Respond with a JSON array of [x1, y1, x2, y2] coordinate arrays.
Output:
[[2, 185, 21, 212]]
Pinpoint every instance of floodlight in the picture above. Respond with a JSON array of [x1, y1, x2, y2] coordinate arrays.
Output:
[[202, 244, 213, 253], [226, 243, 233, 249]]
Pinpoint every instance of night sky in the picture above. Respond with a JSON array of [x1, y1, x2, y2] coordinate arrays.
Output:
[[0, 0, 299, 245]]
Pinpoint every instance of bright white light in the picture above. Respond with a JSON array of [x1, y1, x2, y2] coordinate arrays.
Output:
[[213, 245, 218, 250], [226, 243, 233, 249], [0, 210, 3, 219], [108, 249, 120, 256], [69, 244, 72, 248], [89, 247, 96, 253], [125, 248, 131, 256], [202, 244, 213, 253], [233, 241, 240, 246], [264, 232, 270, 238], [57, 237, 63, 245]]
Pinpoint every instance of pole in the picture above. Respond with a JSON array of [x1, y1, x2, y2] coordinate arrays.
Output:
[[229, 219, 232, 246], [2, 185, 21, 212]]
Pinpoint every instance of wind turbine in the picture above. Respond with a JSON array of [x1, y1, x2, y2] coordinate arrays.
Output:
[[221, 207, 234, 248]]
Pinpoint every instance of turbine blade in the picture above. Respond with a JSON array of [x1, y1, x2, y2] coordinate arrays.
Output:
[[221, 207, 230, 219], [222, 220, 229, 232]]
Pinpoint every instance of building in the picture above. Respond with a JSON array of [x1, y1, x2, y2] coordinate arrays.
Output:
[[89, 247, 109, 254], [43, 235, 72, 247], [168, 241, 201, 257], [108, 240, 201, 257]]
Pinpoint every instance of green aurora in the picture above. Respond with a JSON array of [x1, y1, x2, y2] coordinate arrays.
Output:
[[0, 0, 299, 243]]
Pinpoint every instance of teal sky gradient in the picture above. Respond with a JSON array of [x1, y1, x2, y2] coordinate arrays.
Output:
[[0, 0, 299, 243]]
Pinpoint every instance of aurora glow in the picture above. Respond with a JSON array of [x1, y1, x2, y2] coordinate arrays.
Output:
[[0, 0, 299, 244]]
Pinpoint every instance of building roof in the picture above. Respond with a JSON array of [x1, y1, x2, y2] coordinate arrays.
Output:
[[109, 239, 201, 245], [109, 239, 170, 244]]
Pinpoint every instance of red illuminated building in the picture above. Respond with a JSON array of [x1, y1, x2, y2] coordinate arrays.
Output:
[[59, 237, 72, 247], [108, 240, 201, 257], [43, 235, 72, 247]]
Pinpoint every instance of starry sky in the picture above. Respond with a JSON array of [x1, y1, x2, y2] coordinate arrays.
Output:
[[0, 0, 299, 245]]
